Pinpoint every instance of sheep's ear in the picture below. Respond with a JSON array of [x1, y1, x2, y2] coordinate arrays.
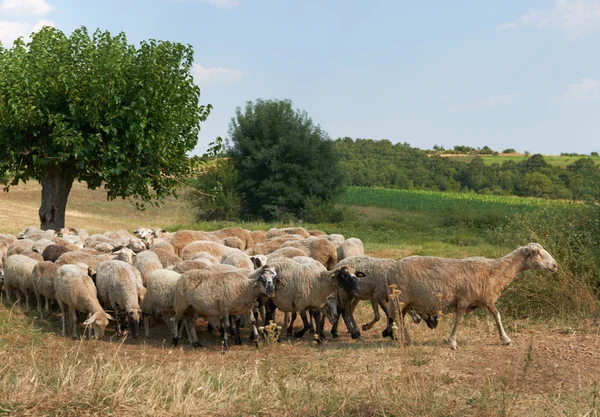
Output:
[[83, 313, 98, 325], [355, 271, 366, 278], [330, 272, 337, 279], [106, 313, 116, 321], [251, 257, 262, 268], [275, 277, 285, 288], [111, 245, 124, 253], [528, 244, 540, 255], [521, 247, 531, 256]]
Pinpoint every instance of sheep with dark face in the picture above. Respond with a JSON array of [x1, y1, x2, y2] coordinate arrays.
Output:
[[172, 265, 278, 349]]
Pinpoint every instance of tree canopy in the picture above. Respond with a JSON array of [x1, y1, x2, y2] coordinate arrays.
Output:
[[228, 99, 344, 220], [0, 26, 210, 229]]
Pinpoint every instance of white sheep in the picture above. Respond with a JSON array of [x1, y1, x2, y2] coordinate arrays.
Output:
[[95, 260, 146, 338], [3, 254, 39, 310], [140, 269, 182, 338], [337, 238, 365, 262], [172, 265, 278, 349], [134, 250, 164, 283], [54, 264, 114, 338], [30, 261, 60, 318], [267, 257, 362, 344], [327, 234, 345, 249]]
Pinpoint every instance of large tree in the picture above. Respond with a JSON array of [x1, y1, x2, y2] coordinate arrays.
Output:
[[0, 27, 210, 229], [228, 99, 344, 220]]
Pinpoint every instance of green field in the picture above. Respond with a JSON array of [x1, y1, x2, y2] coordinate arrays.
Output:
[[441, 153, 600, 167]]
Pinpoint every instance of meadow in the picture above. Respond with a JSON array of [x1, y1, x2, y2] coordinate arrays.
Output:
[[440, 153, 600, 167], [1, 183, 599, 416]]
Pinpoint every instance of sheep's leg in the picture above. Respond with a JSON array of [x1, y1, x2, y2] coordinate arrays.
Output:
[[265, 299, 277, 326], [349, 298, 361, 333], [171, 318, 182, 346], [294, 310, 311, 338], [379, 300, 396, 340], [24, 290, 32, 312], [234, 316, 242, 345], [87, 312, 94, 339], [35, 290, 44, 319], [341, 308, 361, 339], [309, 313, 316, 334], [222, 315, 230, 351], [57, 299, 67, 336], [362, 299, 380, 331], [283, 312, 290, 328], [488, 304, 511, 345], [330, 316, 339, 338], [70, 307, 79, 338], [286, 311, 297, 336], [313, 310, 325, 344], [448, 304, 467, 350], [248, 309, 259, 345], [112, 304, 122, 337], [45, 297, 52, 315], [144, 313, 151, 337]]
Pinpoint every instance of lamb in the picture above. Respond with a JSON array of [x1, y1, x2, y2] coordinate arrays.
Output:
[[337, 238, 364, 262], [170, 230, 222, 255], [54, 264, 114, 338], [134, 250, 164, 283], [31, 261, 60, 318], [381, 243, 558, 349], [3, 254, 39, 309], [95, 260, 146, 338], [266, 227, 310, 239], [267, 257, 362, 344], [281, 237, 338, 270], [172, 265, 278, 349]]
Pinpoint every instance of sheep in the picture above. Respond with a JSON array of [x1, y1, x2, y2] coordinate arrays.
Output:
[[191, 252, 220, 265], [209, 227, 254, 250], [140, 269, 182, 337], [327, 234, 345, 249], [223, 237, 245, 250], [221, 250, 254, 270], [354, 243, 558, 349], [172, 265, 278, 349], [111, 246, 136, 264], [281, 237, 338, 270], [266, 247, 308, 261], [95, 260, 146, 338], [149, 247, 182, 268], [54, 265, 114, 338], [31, 239, 56, 255], [150, 238, 175, 254], [308, 230, 327, 237], [337, 238, 364, 262], [30, 261, 60, 318], [50, 235, 82, 251], [19, 249, 44, 262], [55, 250, 112, 270], [180, 240, 229, 261], [267, 257, 362, 344], [41, 244, 72, 262], [244, 235, 304, 256], [17, 226, 55, 241], [170, 230, 222, 255], [134, 250, 164, 283], [170, 259, 212, 273], [7, 239, 35, 257], [3, 254, 39, 309], [249, 230, 267, 245], [266, 227, 310, 239]]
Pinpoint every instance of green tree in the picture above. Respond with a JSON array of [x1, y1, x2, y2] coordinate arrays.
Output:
[[0, 27, 209, 229], [228, 99, 344, 220], [522, 172, 554, 197]]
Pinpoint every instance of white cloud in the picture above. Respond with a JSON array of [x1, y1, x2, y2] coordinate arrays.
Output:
[[451, 92, 520, 112], [552, 78, 600, 103], [499, 0, 600, 36], [192, 64, 244, 85], [0, 0, 52, 17], [0, 19, 54, 46]]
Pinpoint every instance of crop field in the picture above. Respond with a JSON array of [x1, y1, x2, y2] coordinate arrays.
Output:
[[440, 153, 600, 167], [1, 183, 599, 416]]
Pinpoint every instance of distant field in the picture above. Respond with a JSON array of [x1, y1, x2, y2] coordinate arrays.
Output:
[[440, 153, 600, 167]]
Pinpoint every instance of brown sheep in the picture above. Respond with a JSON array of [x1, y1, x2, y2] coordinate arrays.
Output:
[[266, 227, 310, 239], [149, 248, 182, 268], [245, 235, 304, 256], [42, 244, 72, 262], [281, 237, 338, 270], [266, 247, 308, 261], [249, 230, 267, 245], [308, 230, 327, 237], [170, 230, 222, 256], [209, 227, 254, 250], [223, 236, 245, 250]]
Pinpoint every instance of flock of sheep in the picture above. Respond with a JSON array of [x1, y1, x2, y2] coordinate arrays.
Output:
[[0, 225, 558, 350]]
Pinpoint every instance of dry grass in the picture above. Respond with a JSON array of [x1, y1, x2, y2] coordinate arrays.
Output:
[[1, 301, 600, 416], [0, 181, 195, 235]]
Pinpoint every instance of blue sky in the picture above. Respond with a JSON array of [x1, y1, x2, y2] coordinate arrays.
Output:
[[1, 0, 599, 155]]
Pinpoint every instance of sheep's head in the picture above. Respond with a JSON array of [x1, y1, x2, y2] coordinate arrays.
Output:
[[255, 265, 278, 298], [127, 308, 142, 339], [331, 266, 363, 298], [520, 243, 558, 273], [83, 311, 115, 339], [127, 237, 148, 253]]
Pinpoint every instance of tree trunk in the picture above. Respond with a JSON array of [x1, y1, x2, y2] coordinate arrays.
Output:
[[38, 166, 74, 230]]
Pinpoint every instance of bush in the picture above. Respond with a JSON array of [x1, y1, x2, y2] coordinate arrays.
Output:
[[502, 148, 516, 154], [186, 159, 242, 221]]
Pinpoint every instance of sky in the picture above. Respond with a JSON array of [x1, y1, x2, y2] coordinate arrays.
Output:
[[1, 0, 599, 156]]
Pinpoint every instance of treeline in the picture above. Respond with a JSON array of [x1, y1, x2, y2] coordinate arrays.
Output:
[[335, 138, 600, 201]]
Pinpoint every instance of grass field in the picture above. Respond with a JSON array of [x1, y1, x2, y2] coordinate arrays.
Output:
[[440, 153, 600, 167], [1, 183, 599, 416]]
